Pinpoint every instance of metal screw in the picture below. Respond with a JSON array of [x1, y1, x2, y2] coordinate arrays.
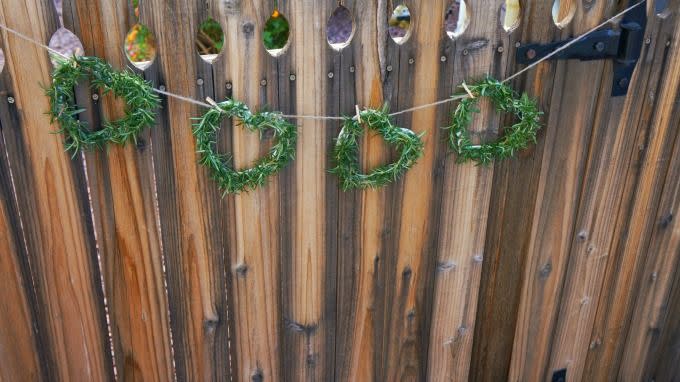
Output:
[[226, 82, 233, 90], [92, 93, 99, 101], [260, 79, 267, 86], [349, 66, 355, 73], [159, 85, 166, 91], [526, 49, 536, 60], [645, 37, 651, 44], [619, 77, 630, 89], [440, 55, 447, 62], [7, 96, 15, 104], [515, 41, 521, 48], [289, 74, 296, 81], [497, 46, 504, 53], [666, 40, 672, 47], [386, 65, 393, 72], [594, 41, 606, 52], [196, 78, 204, 86], [462, 49, 469, 56], [408, 58, 415, 64], [328, 71, 334, 79]]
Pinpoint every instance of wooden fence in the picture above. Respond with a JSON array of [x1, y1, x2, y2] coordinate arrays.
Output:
[[0, 0, 679, 381]]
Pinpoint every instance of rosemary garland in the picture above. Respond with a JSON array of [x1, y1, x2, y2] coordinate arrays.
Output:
[[46, 55, 160, 155], [331, 107, 425, 190], [446, 77, 542, 165], [193, 99, 298, 195]]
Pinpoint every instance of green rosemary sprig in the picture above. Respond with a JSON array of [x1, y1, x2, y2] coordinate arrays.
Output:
[[445, 77, 542, 165], [193, 99, 298, 195], [330, 107, 425, 190], [46, 55, 160, 156]]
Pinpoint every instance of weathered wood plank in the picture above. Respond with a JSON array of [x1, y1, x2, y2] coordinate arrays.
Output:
[[507, 3, 616, 380], [380, 0, 454, 380], [278, 1, 336, 380], [427, 0, 504, 380], [0, 0, 113, 379], [617, 26, 680, 381], [61, 1, 176, 380], [544, 4, 675, 380], [0, 92, 43, 381], [470, 1, 556, 380], [581, 6, 680, 379], [332, 0, 389, 380], [139, 0, 233, 379], [217, 0, 284, 380]]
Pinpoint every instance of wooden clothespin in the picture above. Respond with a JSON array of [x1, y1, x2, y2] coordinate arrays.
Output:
[[461, 82, 475, 99], [206, 97, 225, 113], [355, 105, 362, 123]]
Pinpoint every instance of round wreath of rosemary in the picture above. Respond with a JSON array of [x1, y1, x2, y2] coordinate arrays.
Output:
[[331, 108, 425, 190], [46, 55, 160, 155], [193, 99, 298, 195], [447, 77, 542, 165]]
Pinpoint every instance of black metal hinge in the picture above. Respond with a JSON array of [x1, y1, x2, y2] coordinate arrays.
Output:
[[516, 0, 647, 96]]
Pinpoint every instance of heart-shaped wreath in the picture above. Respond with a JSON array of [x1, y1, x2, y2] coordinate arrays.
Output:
[[331, 107, 425, 190], [46, 55, 160, 155], [193, 99, 298, 195], [446, 77, 542, 164]]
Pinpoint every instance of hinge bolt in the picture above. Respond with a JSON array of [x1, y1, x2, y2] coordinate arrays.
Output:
[[196, 78, 204, 86], [594, 42, 606, 52], [92, 93, 99, 101], [525, 49, 536, 60], [7, 96, 15, 104], [226, 82, 233, 90]]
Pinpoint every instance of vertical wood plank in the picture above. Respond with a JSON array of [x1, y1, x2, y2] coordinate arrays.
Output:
[[140, 0, 233, 379], [547, 4, 679, 380], [61, 1, 176, 380], [507, 3, 613, 380], [0, 93, 43, 381], [0, 0, 113, 379], [582, 4, 680, 379], [279, 1, 335, 380], [617, 27, 680, 381], [219, 1, 282, 380], [381, 0, 453, 380], [427, 0, 504, 380], [332, 0, 388, 380], [471, 1, 557, 380]]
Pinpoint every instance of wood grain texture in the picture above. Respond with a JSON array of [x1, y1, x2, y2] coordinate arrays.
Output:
[[219, 1, 282, 380], [61, 1, 175, 380], [278, 1, 336, 380], [332, 0, 387, 380], [0, 0, 113, 380], [0, 94, 43, 381], [581, 4, 680, 380], [426, 0, 504, 380], [617, 24, 680, 381], [139, 0, 233, 380], [507, 3, 615, 380], [470, 1, 556, 380]]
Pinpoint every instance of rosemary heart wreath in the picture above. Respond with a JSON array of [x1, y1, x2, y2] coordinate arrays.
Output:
[[193, 99, 298, 195], [46, 55, 160, 155], [331, 107, 425, 190], [447, 77, 542, 165]]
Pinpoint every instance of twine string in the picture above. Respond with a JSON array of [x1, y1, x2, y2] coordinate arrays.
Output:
[[0, 0, 644, 121]]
